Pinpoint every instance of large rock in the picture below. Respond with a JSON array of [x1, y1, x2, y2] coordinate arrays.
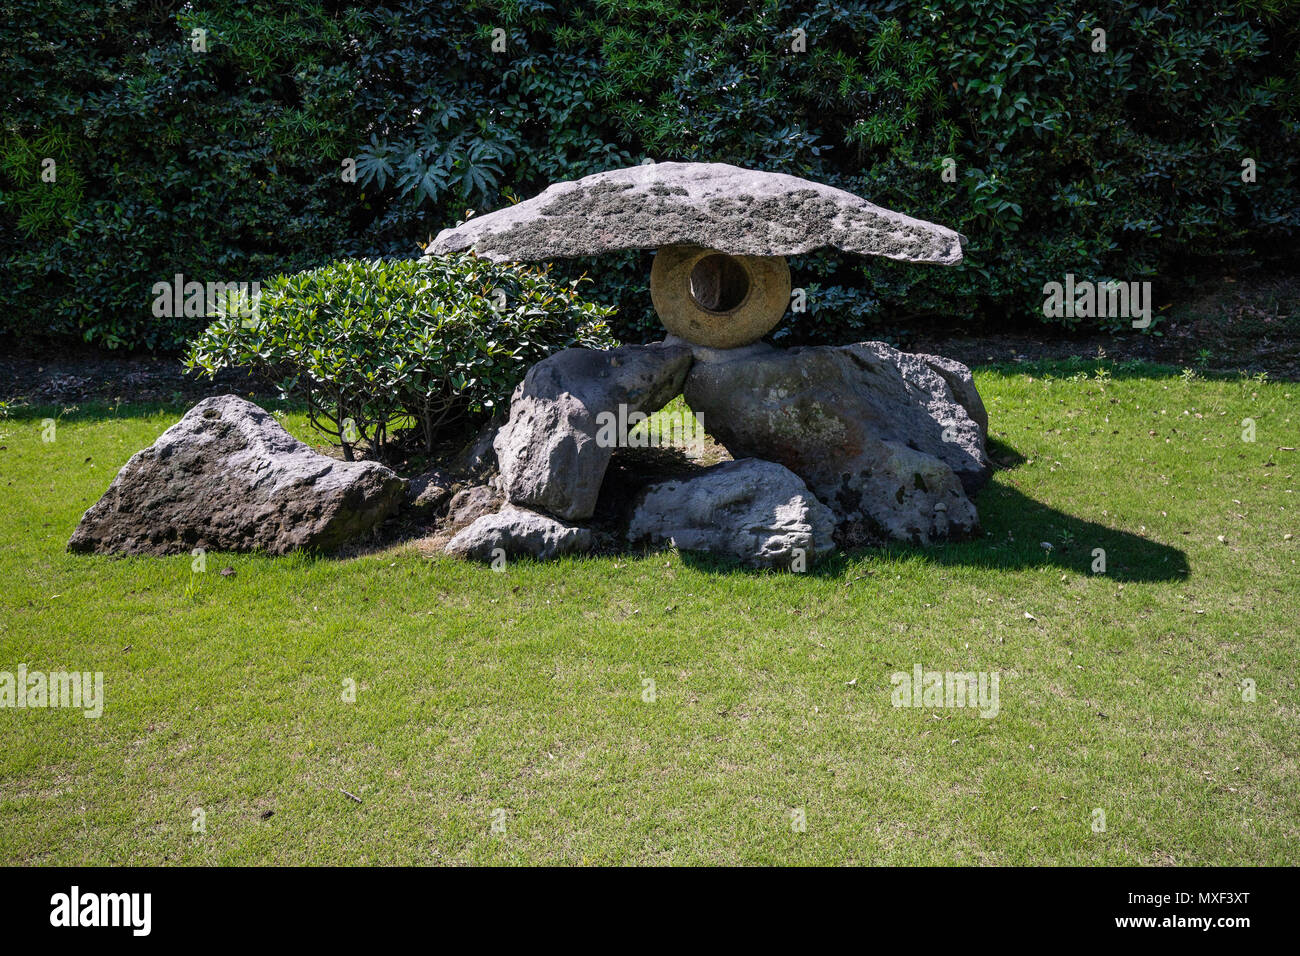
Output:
[[444, 505, 593, 562], [627, 459, 837, 568], [68, 395, 407, 555], [428, 162, 962, 265], [494, 342, 693, 520], [683, 343, 989, 546], [851, 343, 990, 489]]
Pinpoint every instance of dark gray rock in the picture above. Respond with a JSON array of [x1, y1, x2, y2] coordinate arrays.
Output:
[[628, 459, 837, 568], [494, 342, 693, 520], [406, 466, 456, 518], [444, 505, 593, 561], [683, 343, 988, 546], [442, 483, 504, 535], [68, 395, 406, 555], [428, 162, 962, 265], [448, 418, 502, 477]]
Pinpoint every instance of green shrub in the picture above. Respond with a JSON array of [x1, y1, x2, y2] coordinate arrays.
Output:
[[184, 255, 616, 459]]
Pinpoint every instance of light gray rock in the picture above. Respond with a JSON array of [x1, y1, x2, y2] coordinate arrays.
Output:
[[494, 342, 693, 520], [428, 162, 962, 265], [917, 353, 988, 434], [683, 343, 989, 546], [68, 395, 406, 555], [662, 334, 778, 365], [627, 459, 837, 568], [850, 342, 990, 490], [444, 505, 593, 561]]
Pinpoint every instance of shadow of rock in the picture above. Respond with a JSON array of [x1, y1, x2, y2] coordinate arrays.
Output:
[[667, 480, 1188, 583], [986, 436, 1027, 470]]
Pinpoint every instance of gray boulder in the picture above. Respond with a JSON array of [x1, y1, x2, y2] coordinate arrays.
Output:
[[68, 395, 407, 555], [683, 343, 988, 546], [849, 342, 990, 490], [428, 162, 962, 265], [494, 342, 693, 520], [444, 505, 593, 562], [627, 458, 837, 568]]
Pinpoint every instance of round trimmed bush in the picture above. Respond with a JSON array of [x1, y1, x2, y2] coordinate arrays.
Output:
[[184, 255, 617, 459]]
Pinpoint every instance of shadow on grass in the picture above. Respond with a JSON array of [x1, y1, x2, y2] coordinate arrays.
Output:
[[614, 434, 1187, 584], [986, 436, 1026, 470], [674, 479, 1188, 583]]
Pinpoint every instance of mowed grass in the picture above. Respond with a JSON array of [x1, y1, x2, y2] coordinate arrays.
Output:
[[0, 360, 1296, 865]]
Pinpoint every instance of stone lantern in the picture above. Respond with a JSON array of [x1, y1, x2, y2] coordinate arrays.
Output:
[[428, 163, 989, 566]]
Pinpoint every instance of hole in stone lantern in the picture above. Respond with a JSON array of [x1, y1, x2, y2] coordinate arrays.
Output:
[[689, 254, 750, 313]]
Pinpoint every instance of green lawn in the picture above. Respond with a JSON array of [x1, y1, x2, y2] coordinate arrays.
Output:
[[0, 360, 1296, 865]]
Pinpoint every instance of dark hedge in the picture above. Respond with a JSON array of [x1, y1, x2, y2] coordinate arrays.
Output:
[[2, 0, 1297, 351]]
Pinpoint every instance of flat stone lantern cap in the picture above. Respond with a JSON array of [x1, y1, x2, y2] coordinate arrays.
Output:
[[427, 161, 963, 265]]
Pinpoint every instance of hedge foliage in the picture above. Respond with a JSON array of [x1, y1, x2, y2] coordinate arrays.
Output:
[[2, 0, 1297, 351]]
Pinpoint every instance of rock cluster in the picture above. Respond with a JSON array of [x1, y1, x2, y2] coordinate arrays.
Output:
[[438, 337, 987, 565], [69, 164, 987, 568], [67, 340, 988, 566]]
